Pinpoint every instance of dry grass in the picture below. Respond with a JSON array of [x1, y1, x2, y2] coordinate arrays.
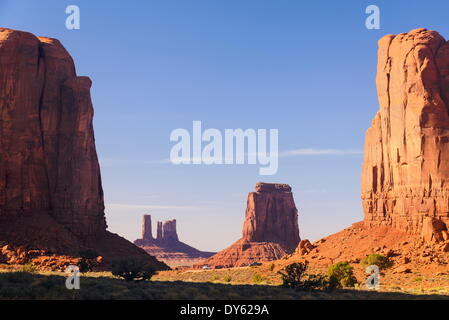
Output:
[[0, 264, 448, 300]]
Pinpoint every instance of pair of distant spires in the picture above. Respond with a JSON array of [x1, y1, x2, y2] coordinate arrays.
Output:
[[142, 214, 179, 242]]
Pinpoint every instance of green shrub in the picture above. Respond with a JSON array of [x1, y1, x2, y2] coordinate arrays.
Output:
[[211, 275, 220, 282], [111, 259, 156, 282], [77, 259, 92, 273], [327, 262, 357, 288], [77, 250, 100, 273], [278, 262, 308, 288], [278, 262, 336, 291], [20, 263, 37, 273], [301, 273, 334, 291], [360, 254, 393, 270], [224, 275, 232, 283], [252, 274, 265, 284]]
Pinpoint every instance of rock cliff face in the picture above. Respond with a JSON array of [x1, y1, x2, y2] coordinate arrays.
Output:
[[0, 29, 105, 237], [200, 182, 300, 268], [362, 28, 449, 242], [135, 215, 215, 267], [242, 183, 300, 252], [0, 28, 167, 270], [161, 219, 179, 243], [142, 215, 153, 241]]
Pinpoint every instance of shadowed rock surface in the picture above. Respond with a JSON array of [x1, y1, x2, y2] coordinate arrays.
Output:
[[0, 28, 167, 270]]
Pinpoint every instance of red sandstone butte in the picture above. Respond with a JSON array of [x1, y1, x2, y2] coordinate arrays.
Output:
[[0, 28, 167, 270], [134, 215, 215, 267], [200, 182, 300, 268], [285, 30, 449, 277], [362, 28, 449, 243]]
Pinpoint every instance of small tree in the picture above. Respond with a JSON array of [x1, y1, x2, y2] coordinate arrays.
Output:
[[278, 262, 309, 288], [327, 262, 358, 288], [78, 250, 99, 273], [278, 262, 336, 291], [301, 273, 333, 291], [111, 259, 156, 282], [360, 254, 393, 270]]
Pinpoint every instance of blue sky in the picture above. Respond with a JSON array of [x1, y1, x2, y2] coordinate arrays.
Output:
[[2, 0, 449, 251]]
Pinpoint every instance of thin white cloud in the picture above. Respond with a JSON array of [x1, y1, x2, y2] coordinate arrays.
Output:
[[279, 148, 362, 157], [99, 158, 169, 165], [101, 148, 362, 166], [107, 203, 205, 210]]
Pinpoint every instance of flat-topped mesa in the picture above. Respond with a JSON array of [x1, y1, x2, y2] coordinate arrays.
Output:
[[242, 182, 300, 252], [255, 182, 292, 193], [362, 28, 449, 242]]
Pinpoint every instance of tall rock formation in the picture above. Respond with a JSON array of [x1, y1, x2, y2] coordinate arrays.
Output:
[[200, 182, 300, 268], [161, 219, 179, 243], [135, 215, 215, 267], [242, 183, 300, 252], [142, 215, 153, 241], [0, 28, 167, 270], [0, 30, 105, 237], [362, 28, 449, 242], [156, 221, 163, 240]]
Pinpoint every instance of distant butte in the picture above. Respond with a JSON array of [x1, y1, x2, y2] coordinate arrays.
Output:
[[199, 182, 300, 268], [134, 215, 215, 267]]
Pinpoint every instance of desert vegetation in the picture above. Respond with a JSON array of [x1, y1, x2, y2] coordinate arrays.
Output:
[[0, 268, 447, 300], [1, 256, 449, 299]]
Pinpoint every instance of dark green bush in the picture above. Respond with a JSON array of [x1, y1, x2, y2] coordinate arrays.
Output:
[[327, 262, 357, 288], [77, 258, 92, 273], [278, 262, 336, 291], [278, 262, 308, 288], [111, 259, 156, 282], [77, 250, 100, 273], [252, 273, 265, 284], [360, 254, 393, 270], [20, 263, 37, 273], [79, 250, 99, 259]]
